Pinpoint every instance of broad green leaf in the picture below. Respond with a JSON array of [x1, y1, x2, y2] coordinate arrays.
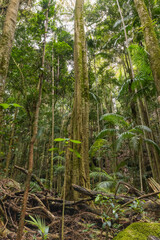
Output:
[[69, 148, 81, 158], [0, 103, 10, 109], [54, 138, 66, 142], [70, 139, 81, 144], [48, 147, 58, 151], [10, 103, 23, 108]]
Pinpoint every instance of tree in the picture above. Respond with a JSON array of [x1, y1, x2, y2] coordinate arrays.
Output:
[[16, 1, 50, 239], [64, 0, 90, 200], [0, 0, 21, 153], [134, 0, 160, 98]]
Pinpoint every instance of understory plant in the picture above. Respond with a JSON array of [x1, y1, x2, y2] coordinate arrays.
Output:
[[26, 215, 49, 240]]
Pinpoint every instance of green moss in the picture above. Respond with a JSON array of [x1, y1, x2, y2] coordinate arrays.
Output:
[[113, 222, 160, 240]]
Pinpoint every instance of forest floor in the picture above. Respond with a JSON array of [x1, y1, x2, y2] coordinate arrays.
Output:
[[0, 177, 160, 240]]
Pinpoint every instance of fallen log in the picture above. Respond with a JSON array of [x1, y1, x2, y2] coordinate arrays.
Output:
[[72, 184, 160, 211]]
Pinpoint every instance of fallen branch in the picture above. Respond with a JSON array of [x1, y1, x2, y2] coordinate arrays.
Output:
[[14, 165, 46, 191]]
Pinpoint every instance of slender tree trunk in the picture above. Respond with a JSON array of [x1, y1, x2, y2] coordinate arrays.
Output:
[[0, 0, 20, 153], [16, 5, 49, 240], [65, 0, 90, 201], [116, 0, 160, 182], [94, 56, 100, 133], [50, 48, 55, 190], [5, 108, 18, 175], [134, 0, 160, 97]]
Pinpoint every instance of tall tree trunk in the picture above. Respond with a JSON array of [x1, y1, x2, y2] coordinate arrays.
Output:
[[134, 0, 160, 97], [16, 4, 49, 239], [50, 48, 55, 190], [65, 0, 90, 201], [116, 0, 160, 182], [0, 0, 20, 153]]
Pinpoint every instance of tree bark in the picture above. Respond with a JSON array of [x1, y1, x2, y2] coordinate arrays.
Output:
[[65, 0, 90, 201], [134, 0, 160, 97], [0, 0, 20, 153]]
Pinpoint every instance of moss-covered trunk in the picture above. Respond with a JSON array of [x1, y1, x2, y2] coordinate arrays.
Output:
[[0, 0, 20, 153], [65, 0, 90, 201], [134, 0, 160, 97]]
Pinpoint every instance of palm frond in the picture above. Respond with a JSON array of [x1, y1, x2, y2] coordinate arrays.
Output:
[[134, 125, 152, 133], [130, 136, 139, 151], [95, 181, 116, 193], [90, 171, 114, 181], [144, 139, 160, 154], [96, 128, 117, 139], [116, 131, 135, 151], [100, 113, 129, 127], [118, 79, 131, 98]]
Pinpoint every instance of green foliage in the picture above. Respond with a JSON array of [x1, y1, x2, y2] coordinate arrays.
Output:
[[101, 113, 129, 127], [30, 181, 42, 192], [95, 195, 123, 229], [0, 103, 22, 109], [97, 128, 117, 139], [26, 215, 49, 240], [89, 139, 108, 158], [129, 199, 145, 214], [90, 168, 125, 193]]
